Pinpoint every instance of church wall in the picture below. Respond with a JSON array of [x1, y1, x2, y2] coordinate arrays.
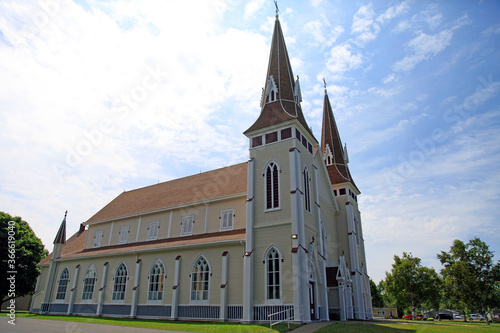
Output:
[[205, 197, 246, 233], [251, 139, 293, 228], [32, 265, 49, 310], [168, 204, 206, 238], [252, 225, 293, 305], [107, 216, 138, 245], [85, 222, 113, 249], [138, 211, 170, 241]]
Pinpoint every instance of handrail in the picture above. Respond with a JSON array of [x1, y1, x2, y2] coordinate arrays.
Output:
[[268, 305, 303, 332]]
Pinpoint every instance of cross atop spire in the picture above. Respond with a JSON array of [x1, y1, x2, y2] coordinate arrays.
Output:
[[274, 0, 279, 17], [323, 77, 327, 94]]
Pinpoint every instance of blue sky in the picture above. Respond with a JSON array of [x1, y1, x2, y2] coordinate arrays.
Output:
[[0, 0, 499, 283]]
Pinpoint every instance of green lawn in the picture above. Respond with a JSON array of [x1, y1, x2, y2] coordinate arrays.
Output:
[[317, 321, 500, 333], [7, 312, 500, 333], [10, 312, 300, 333]]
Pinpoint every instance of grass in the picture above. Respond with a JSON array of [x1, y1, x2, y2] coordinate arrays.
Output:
[[7, 312, 499, 333], [316, 320, 500, 333], [8, 312, 300, 333]]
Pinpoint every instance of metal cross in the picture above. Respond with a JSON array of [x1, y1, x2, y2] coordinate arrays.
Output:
[[274, 1, 279, 16]]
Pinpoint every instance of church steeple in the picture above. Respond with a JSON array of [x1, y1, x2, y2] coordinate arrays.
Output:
[[244, 13, 313, 138], [53, 210, 67, 245], [321, 89, 359, 191]]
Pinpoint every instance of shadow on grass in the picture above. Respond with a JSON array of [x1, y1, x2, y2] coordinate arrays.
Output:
[[316, 322, 416, 333]]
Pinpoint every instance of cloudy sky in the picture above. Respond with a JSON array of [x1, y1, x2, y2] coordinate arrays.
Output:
[[1, 0, 499, 283]]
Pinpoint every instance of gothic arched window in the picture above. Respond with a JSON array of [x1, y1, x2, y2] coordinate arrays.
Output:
[[303, 166, 311, 213], [112, 262, 128, 301], [82, 264, 97, 301], [148, 260, 166, 302], [265, 161, 280, 210], [55, 267, 70, 301], [190, 256, 210, 303], [265, 246, 282, 303]]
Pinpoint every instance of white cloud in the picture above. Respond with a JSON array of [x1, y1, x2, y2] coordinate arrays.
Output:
[[352, 1, 411, 45], [244, 0, 266, 19], [382, 73, 397, 84], [304, 19, 343, 46], [393, 29, 454, 72], [325, 44, 363, 74]]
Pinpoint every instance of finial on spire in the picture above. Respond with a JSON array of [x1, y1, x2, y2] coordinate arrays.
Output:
[[323, 77, 327, 94], [274, 0, 279, 18]]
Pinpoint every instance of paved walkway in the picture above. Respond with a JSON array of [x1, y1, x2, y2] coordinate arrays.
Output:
[[289, 321, 332, 333]]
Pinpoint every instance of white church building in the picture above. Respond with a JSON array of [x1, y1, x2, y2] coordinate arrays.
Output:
[[32, 10, 373, 323]]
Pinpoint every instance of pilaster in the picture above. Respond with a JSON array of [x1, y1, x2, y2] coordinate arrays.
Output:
[[243, 157, 255, 322], [171, 255, 181, 320], [67, 264, 80, 315], [130, 258, 142, 318], [96, 262, 109, 316]]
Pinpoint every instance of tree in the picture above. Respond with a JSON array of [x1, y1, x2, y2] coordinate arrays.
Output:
[[0, 212, 48, 308], [438, 237, 500, 325], [383, 252, 442, 319], [370, 278, 384, 308]]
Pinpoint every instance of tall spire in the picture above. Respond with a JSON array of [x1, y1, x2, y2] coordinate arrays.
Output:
[[321, 90, 358, 190], [244, 12, 313, 138], [53, 210, 67, 244]]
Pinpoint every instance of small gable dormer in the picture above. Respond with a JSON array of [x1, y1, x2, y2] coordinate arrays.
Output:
[[264, 75, 279, 104], [324, 144, 334, 166]]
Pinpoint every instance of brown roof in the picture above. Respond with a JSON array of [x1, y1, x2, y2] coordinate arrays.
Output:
[[86, 162, 248, 224], [39, 229, 245, 264], [39, 229, 87, 265], [320, 92, 359, 192], [244, 17, 314, 139]]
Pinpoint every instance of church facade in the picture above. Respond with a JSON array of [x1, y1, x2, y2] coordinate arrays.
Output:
[[31, 13, 373, 323]]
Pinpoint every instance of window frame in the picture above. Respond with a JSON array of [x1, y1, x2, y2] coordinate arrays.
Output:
[[264, 245, 282, 305], [111, 262, 128, 303], [190, 255, 211, 304], [93, 230, 104, 248], [220, 209, 234, 231], [303, 166, 312, 213], [147, 221, 160, 241], [118, 225, 130, 244], [81, 264, 97, 303], [181, 215, 194, 236], [55, 266, 70, 302], [147, 259, 166, 304], [264, 161, 281, 212]]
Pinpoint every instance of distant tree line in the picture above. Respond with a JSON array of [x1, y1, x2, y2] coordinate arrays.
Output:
[[371, 237, 500, 325]]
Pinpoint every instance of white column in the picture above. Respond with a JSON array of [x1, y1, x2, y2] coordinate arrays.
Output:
[[204, 203, 209, 234], [41, 257, 58, 312], [171, 255, 181, 320], [67, 264, 81, 315], [130, 259, 142, 318], [339, 283, 346, 321], [312, 162, 329, 321], [96, 262, 109, 316], [242, 157, 255, 322], [289, 146, 308, 322], [220, 251, 229, 321], [167, 211, 172, 238]]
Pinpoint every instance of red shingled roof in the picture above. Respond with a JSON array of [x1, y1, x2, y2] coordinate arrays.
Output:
[[321, 92, 359, 192], [86, 162, 248, 224], [244, 16, 314, 139]]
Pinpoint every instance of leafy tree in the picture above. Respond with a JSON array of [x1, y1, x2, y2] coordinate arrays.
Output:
[[0, 212, 48, 307], [438, 237, 500, 325], [383, 252, 442, 319], [370, 278, 384, 308]]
